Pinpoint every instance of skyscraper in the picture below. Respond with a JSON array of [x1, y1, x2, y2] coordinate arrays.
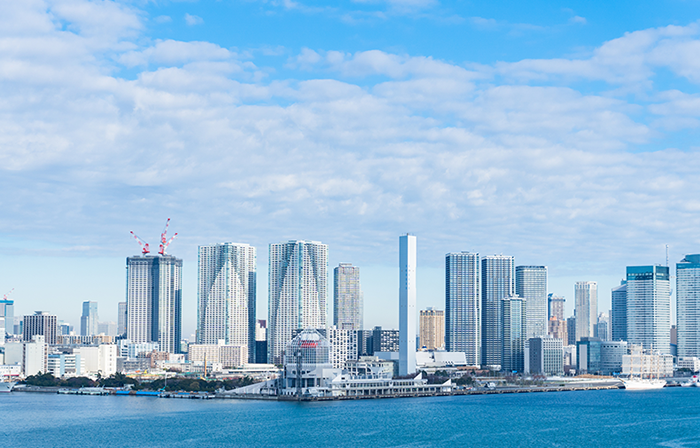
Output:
[[677, 254, 700, 358], [627, 265, 670, 353], [333, 263, 363, 331], [419, 308, 444, 350], [0, 297, 14, 339], [399, 234, 417, 376], [117, 301, 127, 336], [197, 243, 257, 363], [611, 281, 627, 341], [548, 294, 565, 321], [80, 301, 99, 337], [126, 254, 183, 353], [501, 295, 526, 373], [23, 311, 57, 344], [445, 252, 480, 366], [516, 266, 547, 339], [575, 281, 597, 342], [481, 255, 514, 369], [268, 240, 328, 365]]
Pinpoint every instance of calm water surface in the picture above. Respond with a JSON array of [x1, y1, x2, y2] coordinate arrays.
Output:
[[2, 388, 700, 447]]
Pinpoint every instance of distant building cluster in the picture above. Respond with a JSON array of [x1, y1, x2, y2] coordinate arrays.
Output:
[[2, 230, 700, 383]]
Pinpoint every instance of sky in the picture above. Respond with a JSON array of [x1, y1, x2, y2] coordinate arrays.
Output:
[[3, 0, 700, 337]]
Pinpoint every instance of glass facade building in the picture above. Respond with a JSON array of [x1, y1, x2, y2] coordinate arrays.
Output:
[[611, 281, 627, 341], [626, 265, 670, 354], [445, 252, 480, 366], [481, 255, 514, 369], [516, 265, 548, 340], [677, 255, 700, 357], [501, 295, 525, 373]]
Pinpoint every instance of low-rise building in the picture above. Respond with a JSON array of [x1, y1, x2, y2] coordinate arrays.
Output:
[[600, 341, 628, 375], [23, 335, 47, 376], [678, 357, 700, 373], [188, 341, 246, 369], [622, 345, 673, 378]]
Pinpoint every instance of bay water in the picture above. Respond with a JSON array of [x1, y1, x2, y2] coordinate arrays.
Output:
[[2, 388, 700, 447]]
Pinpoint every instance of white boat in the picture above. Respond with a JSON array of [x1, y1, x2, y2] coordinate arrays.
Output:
[[622, 378, 666, 390], [681, 375, 699, 387], [0, 381, 16, 393]]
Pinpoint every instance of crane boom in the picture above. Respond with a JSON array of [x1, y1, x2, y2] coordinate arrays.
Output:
[[130, 231, 150, 254], [2, 288, 14, 301]]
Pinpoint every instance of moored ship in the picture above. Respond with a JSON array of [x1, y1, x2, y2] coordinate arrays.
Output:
[[0, 381, 17, 393]]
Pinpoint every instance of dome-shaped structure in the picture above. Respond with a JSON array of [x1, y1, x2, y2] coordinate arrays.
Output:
[[284, 329, 331, 366]]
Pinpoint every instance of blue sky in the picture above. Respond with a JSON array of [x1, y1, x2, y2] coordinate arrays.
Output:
[[3, 0, 700, 337]]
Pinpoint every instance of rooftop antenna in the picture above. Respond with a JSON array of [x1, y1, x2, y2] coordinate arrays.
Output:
[[666, 244, 669, 267]]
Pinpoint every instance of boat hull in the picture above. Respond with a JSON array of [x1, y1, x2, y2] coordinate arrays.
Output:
[[622, 379, 666, 390], [0, 381, 16, 393]]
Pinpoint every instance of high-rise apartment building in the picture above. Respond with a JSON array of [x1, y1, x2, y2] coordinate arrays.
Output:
[[268, 240, 328, 365], [548, 294, 565, 321], [399, 234, 417, 376], [481, 255, 514, 369], [126, 254, 183, 353], [23, 312, 57, 344], [627, 265, 671, 354], [445, 252, 480, 366], [419, 308, 444, 350], [0, 297, 14, 339], [548, 316, 567, 342], [566, 316, 577, 346], [333, 263, 363, 331], [516, 266, 547, 339], [678, 254, 700, 358], [197, 243, 257, 363], [575, 281, 597, 342], [80, 301, 99, 337], [117, 302, 127, 336], [501, 295, 526, 373], [611, 281, 627, 341]]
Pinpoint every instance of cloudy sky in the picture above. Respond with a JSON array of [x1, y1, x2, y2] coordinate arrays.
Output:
[[2, 0, 700, 336]]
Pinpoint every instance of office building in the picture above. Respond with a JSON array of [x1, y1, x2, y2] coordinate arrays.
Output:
[[80, 301, 99, 337], [611, 281, 627, 341], [268, 240, 328, 365], [188, 341, 246, 369], [600, 340, 628, 375], [626, 265, 671, 354], [293, 326, 359, 369], [595, 312, 609, 341], [445, 252, 480, 366], [482, 255, 514, 369], [399, 234, 417, 376], [419, 308, 444, 350], [575, 281, 597, 342], [548, 316, 567, 342], [677, 255, 700, 358], [98, 321, 118, 336], [334, 263, 363, 331], [117, 302, 127, 336], [501, 295, 526, 373], [23, 312, 57, 345], [576, 337, 602, 374], [22, 335, 48, 376], [0, 297, 14, 339], [528, 337, 564, 375], [516, 265, 548, 339], [197, 242, 257, 363], [372, 326, 400, 353], [126, 254, 183, 353], [548, 294, 565, 321], [566, 316, 576, 346]]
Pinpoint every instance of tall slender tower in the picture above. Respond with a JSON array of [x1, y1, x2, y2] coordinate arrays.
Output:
[[501, 295, 526, 373], [268, 240, 328, 365], [445, 252, 480, 366], [481, 255, 514, 369], [80, 301, 99, 336], [574, 281, 597, 342], [515, 266, 548, 339], [627, 265, 670, 353], [399, 234, 417, 376], [117, 302, 127, 336], [677, 255, 700, 357], [333, 263, 363, 330], [126, 254, 183, 353], [197, 243, 257, 363]]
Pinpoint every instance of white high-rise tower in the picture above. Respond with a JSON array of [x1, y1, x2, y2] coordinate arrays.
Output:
[[574, 281, 597, 342], [515, 266, 548, 339], [334, 263, 363, 330], [677, 255, 700, 357], [197, 243, 257, 363], [627, 265, 670, 353], [268, 240, 328, 365], [399, 234, 417, 376]]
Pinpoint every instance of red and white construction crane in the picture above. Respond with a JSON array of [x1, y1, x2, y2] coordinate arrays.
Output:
[[158, 218, 178, 255], [130, 231, 150, 254], [2, 288, 14, 301]]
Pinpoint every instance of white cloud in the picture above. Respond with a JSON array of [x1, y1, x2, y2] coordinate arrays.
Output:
[[184, 13, 203, 26]]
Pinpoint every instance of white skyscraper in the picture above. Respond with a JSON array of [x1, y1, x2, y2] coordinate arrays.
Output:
[[575, 281, 597, 342], [197, 243, 257, 363], [268, 240, 328, 365], [399, 234, 417, 376], [80, 301, 99, 337], [126, 254, 182, 353], [678, 255, 700, 358], [627, 265, 670, 354], [445, 252, 480, 366], [333, 263, 363, 330], [515, 266, 548, 339]]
